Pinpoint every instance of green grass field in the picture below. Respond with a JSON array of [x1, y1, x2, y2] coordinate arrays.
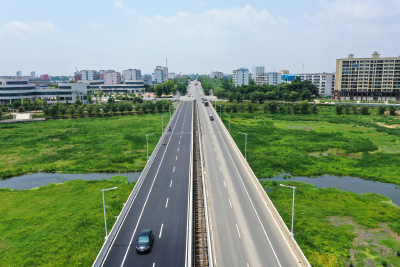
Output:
[[218, 103, 400, 185], [0, 176, 134, 266], [0, 113, 171, 179]]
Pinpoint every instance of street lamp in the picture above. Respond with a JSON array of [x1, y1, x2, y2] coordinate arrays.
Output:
[[146, 133, 155, 161], [162, 114, 167, 134], [169, 105, 174, 120], [218, 105, 222, 118], [280, 184, 296, 237], [238, 132, 247, 160], [101, 187, 118, 239], [224, 114, 230, 132]]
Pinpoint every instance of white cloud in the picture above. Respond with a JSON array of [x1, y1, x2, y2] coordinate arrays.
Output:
[[0, 21, 56, 38], [86, 22, 105, 29], [114, 0, 123, 8]]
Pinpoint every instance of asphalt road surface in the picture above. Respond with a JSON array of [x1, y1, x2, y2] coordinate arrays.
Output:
[[190, 81, 301, 267], [101, 101, 193, 267]]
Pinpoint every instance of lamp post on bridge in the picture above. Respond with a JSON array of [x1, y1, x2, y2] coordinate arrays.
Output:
[[224, 114, 230, 133], [162, 114, 167, 134], [280, 184, 296, 237], [146, 133, 154, 161], [238, 132, 247, 161], [101, 187, 118, 240]]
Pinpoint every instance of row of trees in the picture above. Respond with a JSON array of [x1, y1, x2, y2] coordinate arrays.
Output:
[[335, 104, 397, 116]]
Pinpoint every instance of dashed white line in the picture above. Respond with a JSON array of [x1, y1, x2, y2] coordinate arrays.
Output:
[[159, 224, 163, 238], [180, 135, 182, 138], [228, 198, 232, 208], [165, 198, 169, 208], [236, 224, 241, 238], [177, 148, 179, 152], [214, 148, 216, 152], [219, 166, 222, 172], [179, 141, 180, 144], [170, 180, 172, 187], [173, 166, 175, 172], [153, 263, 155, 267], [223, 180, 226, 187], [217, 156, 219, 161], [176, 156, 177, 160]]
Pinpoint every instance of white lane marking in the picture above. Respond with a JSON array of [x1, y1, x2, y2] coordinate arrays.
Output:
[[178, 148, 179, 152], [219, 166, 222, 172], [214, 147, 216, 152], [166, 198, 169, 208], [153, 264, 155, 267], [229, 198, 232, 208], [223, 180, 226, 187], [170, 180, 172, 187], [217, 156, 219, 161], [159, 224, 163, 238], [236, 224, 241, 238], [181, 131, 183, 133], [247, 263, 249, 267], [176, 156, 177, 160], [179, 141, 180, 144], [212, 141, 214, 144], [173, 166, 175, 172]]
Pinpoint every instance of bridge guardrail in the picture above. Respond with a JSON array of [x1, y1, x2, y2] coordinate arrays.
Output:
[[210, 103, 311, 267], [92, 102, 181, 267]]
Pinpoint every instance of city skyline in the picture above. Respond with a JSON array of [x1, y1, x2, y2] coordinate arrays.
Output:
[[1, 0, 399, 76]]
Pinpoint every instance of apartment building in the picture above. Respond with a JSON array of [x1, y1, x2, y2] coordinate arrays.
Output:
[[297, 73, 335, 96], [16, 71, 22, 77], [280, 70, 289, 75], [209, 71, 223, 79], [104, 70, 121, 85], [30, 71, 36, 78], [233, 68, 249, 86], [334, 52, 400, 101], [252, 66, 265, 77], [122, 69, 141, 83], [152, 66, 168, 84], [254, 72, 282, 86], [74, 70, 99, 81]]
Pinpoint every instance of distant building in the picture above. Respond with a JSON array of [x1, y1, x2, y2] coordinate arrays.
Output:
[[254, 72, 282, 86], [282, 74, 296, 83], [296, 73, 335, 96], [252, 66, 265, 78], [233, 68, 249, 87], [143, 76, 153, 86], [16, 71, 22, 77], [74, 70, 99, 81], [280, 70, 289, 75], [28, 77, 52, 86], [122, 69, 142, 83], [40, 74, 49, 80], [334, 52, 400, 100], [168, 72, 176, 79], [99, 70, 106, 80], [209, 71, 223, 79], [30, 71, 36, 77], [104, 70, 121, 85], [152, 66, 168, 84]]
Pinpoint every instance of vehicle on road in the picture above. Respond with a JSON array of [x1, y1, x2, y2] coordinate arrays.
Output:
[[209, 115, 214, 121], [204, 100, 209, 106], [136, 229, 154, 254]]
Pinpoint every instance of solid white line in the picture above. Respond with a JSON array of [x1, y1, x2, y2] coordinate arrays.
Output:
[[176, 156, 177, 160], [236, 224, 241, 238], [229, 198, 232, 208], [179, 141, 180, 144], [153, 263, 155, 267], [223, 180, 226, 187], [170, 180, 172, 187], [178, 148, 179, 152], [247, 263, 249, 267], [166, 198, 169, 208], [173, 166, 175, 172], [159, 224, 163, 238]]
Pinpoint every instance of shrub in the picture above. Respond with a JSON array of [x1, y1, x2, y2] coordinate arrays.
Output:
[[361, 106, 369, 115], [378, 105, 386, 115], [389, 106, 397, 116], [335, 104, 344, 115]]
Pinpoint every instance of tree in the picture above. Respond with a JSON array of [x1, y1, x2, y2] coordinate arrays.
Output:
[[75, 95, 82, 106], [142, 102, 148, 113], [289, 91, 299, 102], [247, 102, 253, 113], [232, 104, 238, 113], [268, 101, 278, 113], [352, 105, 358, 114], [278, 105, 286, 114], [389, 105, 397, 116], [78, 106, 84, 117], [378, 105, 386, 115], [18, 106, 24, 113], [335, 104, 344, 115], [155, 100, 164, 112], [126, 103, 133, 114], [235, 92, 243, 103], [86, 104, 94, 116], [301, 90, 312, 101], [265, 91, 276, 101], [111, 104, 118, 115], [360, 106, 369, 115], [108, 97, 115, 104], [12, 100, 22, 108], [94, 104, 102, 116], [68, 105, 76, 117], [135, 104, 141, 112], [344, 104, 351, 115], [282, 92, 290, 101], [43, 107, 50, 117], [118, 102, 126, 114], [102, 104, 110, 116], [59, 105, 68, 117], [56, 94, 60, 103], [249, 93, 258, 103], [299, 100, 309, 114], [87, 93, 92, 104], [50, 105, 58, 117], [228, 93, 235, 103], [155, 84, 163, 97], [311, 105, 318, 114], [292, 104, 300, 114]]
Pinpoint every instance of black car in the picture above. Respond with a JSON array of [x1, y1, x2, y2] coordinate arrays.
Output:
[[136, 229, 154, 254], [209, 115, 214, 121]]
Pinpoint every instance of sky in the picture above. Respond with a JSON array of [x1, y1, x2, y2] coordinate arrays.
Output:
[[0, 0, 399, 76]]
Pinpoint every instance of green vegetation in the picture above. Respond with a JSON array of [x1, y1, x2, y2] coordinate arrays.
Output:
[[0, 176, 134, 266], [263, 181, 400, 267], [0, 112, 171, 179], [217, 102, 400, 185]]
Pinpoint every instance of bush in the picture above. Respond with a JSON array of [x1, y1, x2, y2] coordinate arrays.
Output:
[[378, 105, 386, 115], [335, 104, 344, 115], [361, 106, 369, 115], [389, 106, 397, 116]]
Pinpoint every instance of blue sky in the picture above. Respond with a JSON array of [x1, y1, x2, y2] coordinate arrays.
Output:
[[1, 0, 399, 76]]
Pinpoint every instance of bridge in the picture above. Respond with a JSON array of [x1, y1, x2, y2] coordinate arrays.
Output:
[[93, 81, 310, 267]]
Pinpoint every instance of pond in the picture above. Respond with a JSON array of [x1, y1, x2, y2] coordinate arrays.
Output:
[[261, 174, 400, 206], [0, 172, 142, 190]]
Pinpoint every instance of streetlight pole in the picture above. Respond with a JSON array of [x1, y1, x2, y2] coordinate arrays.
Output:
[[238, 132, 247, 160], [146, 133, 155, 161], [218, 105, 222, 118], [224, 114, 230, 132], [162, 114, 167, 134], [169, 105, 174, 120], [101, 187, 118, 239], [279, 184, 296, 237]]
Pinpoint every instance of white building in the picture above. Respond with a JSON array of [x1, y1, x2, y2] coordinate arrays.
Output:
[[252, 66, 265, 77], [77, 70, 99, 81], [16, 71, 22, 77], [122, 69, 141, 83], [104, 71, 121, 85], [296, 73, 335, 96], [209, 71, 223, 79], [233, 68, 249, 87], [30, 71, 36, 78], [152, 66, 168, 84], [255, 72, 282, 86], [168, 72, 176, 79]]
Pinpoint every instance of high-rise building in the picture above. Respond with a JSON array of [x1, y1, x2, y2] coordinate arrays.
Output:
[[30, 71, 36, 77], [104, 70, 121, 85], [74, 70, 99, 81], [152, 66, 168, 84], [296, 73, 335, 96], [255, 72, 282, 86], [252, 66, 265, 77], [168, 73, 176, 79], [334, 52, 400, 100], [233, 68, 249, 87], [16, 71, 22, 77], [40, 74, 49, 80], [122, 69, 142, 83], [209, 71, 223, 79]]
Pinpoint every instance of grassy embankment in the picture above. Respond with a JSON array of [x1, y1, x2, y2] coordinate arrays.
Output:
[[0, 176, 134, 266], [0, 113, 171, 179], [217, 102, 400, 185]]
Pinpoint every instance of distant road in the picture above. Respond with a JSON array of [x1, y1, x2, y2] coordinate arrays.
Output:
[[189, 81, 302, 267], [100, 101, 193, 267]]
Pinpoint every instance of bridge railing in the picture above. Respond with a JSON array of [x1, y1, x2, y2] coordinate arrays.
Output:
[[92, 102, 181, 267], [210, 103, 311, 267]]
